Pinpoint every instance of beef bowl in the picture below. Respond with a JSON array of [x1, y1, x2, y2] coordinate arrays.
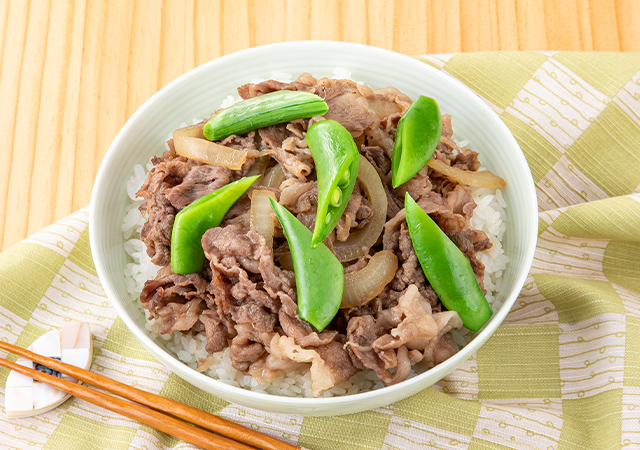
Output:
[[90, 41, 537, 416]]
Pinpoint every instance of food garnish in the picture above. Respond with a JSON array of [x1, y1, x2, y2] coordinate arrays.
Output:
[[427, 158, 506, 188], [306, 119, 360, 247], [269, 198, 343, 332], [170, 175, 259, 274], [391, 95, 442, 188], [404, 193, 493, 331], [203, 90, 329, 141]]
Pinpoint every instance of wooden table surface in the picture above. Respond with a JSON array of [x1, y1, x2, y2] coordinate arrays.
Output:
[[1, 0, 638, 251]]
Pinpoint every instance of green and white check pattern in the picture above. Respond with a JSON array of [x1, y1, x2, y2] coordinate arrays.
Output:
[[1, 52, 640, 449]]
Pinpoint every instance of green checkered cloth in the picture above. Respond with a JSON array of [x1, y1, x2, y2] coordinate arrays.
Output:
[[2, 52, 640, 449]]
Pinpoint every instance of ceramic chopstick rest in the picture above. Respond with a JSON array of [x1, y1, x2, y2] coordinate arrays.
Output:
[[4, 323, 93, 418]]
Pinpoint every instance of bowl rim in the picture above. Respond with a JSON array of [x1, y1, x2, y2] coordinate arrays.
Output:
[[90, 40, 538, 411]]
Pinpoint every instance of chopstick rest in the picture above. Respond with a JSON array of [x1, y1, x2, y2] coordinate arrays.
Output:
[[4, 323, 92, 418]]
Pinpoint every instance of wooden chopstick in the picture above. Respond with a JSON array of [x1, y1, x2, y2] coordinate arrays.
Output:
[[0, 355, 247, 450], [0, 342, 302, 450]]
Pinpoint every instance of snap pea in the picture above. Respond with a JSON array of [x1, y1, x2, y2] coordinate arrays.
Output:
[[269, 198, 343, 332], [306, 120, 359, 248], [391, 96, 442, 188], [203, 90, 329, 141], [170, 175, 260, 274], [404, 193, 492, 331]]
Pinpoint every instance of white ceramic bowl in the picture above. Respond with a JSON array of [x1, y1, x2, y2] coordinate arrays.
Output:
[[90, 41, 537, 416]]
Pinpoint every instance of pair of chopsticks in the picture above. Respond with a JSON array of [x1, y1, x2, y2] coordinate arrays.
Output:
[[0, 342, 304, 450]]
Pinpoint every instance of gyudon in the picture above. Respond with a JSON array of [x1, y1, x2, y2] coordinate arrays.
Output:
[[125, 73, 508, 397]]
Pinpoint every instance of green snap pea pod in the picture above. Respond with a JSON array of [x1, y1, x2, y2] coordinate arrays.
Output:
[[306, 120, 359, 248], [203, 90, 329, 141], [269, 198, 343, 332], [170, 175, 260, 274], [391, 96, 442, 188], [404, 193, 492, 331]]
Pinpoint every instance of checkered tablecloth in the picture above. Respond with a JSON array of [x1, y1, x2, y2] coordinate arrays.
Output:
[[1, 52, 640, 449]]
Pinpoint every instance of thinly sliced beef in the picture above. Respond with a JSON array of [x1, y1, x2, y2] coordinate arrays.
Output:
[[447, 229, 490, 291], [156, 298, 205, 334], [314, 341, 358, 386], [140, 270, 234, 351], [362, 145, 390, 176], [278, 295, 339, 348], [421, 311, 463, 366], [202, 225, 294, 312], [137, 156, 197, 265], [230, 304, 277, 371], [165, 165, 231, 209], [268, 335, 357, 397], [201, 226, 303, 371], [446, 184, 476, 219], [237, 73, 318, 99], [318, 78, 378, 136], [442, 113, 453, 138], [137, 149, 233, 265], [199, 309, 228, 354], [220, 131, 258, 152], [140, 270, 214, 314], [336, 182, 363, 241], [279, 180, 317, 213], [259, 126, 313, 180], [346, 285, 462, 384]]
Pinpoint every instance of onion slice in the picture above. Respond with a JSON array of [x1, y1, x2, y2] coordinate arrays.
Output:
[[341, 250, 398, 309], [250, 189, 277, 248], [246, 155, 271, 179], [263, 164, 285, 189], [427, 158, 506, 188], [195, 356, 216, 373], [334, 156, 387, 262], [173, 134, 247, 170], [173, 123, 205, 139]]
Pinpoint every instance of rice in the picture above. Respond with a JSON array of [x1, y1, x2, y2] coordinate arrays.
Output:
[[122, 76, 510, 397]]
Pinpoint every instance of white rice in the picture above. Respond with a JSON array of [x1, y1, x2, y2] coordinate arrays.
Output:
[[122, 74, 509, 397]]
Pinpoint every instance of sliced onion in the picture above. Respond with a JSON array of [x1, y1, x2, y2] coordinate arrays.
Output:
[[250, 189, 277, 248], [173, 123, 205, 139], [246, 156, 272, 194], [263, 164, 285, 189], [427, 158, 506, 188], [195, 356, 216, 373], [246, 155, 271, 178], [341, 250, 398, 309], [173, 135, 247, 170], [334, 156, 387, 262]]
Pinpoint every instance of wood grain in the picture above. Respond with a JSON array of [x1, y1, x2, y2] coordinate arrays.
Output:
[[1, 0, 638, 251]]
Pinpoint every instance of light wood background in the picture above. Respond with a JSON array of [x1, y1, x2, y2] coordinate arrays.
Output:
[[1, 0, 638, 251]]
